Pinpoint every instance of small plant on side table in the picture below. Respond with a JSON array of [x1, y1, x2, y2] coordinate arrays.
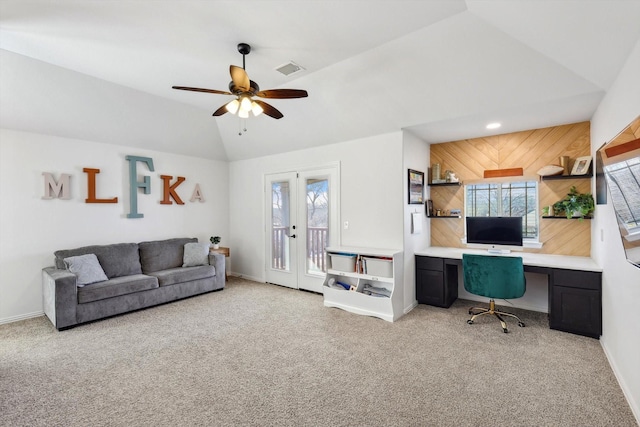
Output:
[[210, 236, 221, 249]]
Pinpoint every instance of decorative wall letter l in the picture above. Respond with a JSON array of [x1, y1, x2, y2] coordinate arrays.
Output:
[[160, 175, 185, 205], [126, 155, 155, 218], [42, 173, 71, 200], [83, 168, 118, 203]]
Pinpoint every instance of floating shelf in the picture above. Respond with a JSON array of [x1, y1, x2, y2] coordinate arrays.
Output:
[[542, 215, 592, 219], [428, 215, 462, 219], [428, 182, 462, 187], [541, 173, 593, 181]]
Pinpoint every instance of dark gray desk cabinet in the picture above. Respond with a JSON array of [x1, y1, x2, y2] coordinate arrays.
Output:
[[549, 268, 602, 338], [415, 256, 458, 308], [415, 255, 602, 338]]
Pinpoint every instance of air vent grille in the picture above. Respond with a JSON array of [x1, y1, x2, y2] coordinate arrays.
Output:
[[275, 61, 305, 76]]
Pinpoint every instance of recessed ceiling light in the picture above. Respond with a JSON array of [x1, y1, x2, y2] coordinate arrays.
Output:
[[486, 122, 501, 130]]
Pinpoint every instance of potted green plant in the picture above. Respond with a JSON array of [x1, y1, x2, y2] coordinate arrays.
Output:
[[552, 186, 595, 219], [210, 236, 221, 249]]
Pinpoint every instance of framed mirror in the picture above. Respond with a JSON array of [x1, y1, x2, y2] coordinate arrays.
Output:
[[599, 115, 640, 268]]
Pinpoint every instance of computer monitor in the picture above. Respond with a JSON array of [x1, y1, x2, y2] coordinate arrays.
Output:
[[466, 216, 523, 253]]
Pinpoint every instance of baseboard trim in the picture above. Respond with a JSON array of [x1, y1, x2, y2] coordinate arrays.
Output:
[[228, 272, 263, 283], [404, 300, 418, 314], [0, 311, 44, 325], [600, 337, 640, 425]]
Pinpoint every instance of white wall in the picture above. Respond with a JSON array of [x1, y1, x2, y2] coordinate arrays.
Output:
[[402, 131, 430, 312], [0, 49, 227, 161], [0, 129, 229, 324], [229, 132, 404, 282], [590, 38, 640, 422]]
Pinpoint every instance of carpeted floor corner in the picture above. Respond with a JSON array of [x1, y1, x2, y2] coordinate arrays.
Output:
[[0, 277, 636, 426]]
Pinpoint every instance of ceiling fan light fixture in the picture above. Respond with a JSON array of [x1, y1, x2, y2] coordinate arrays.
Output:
[[251, 101, 264, 117], [172, 43, 307, 121], [226, 99, 240, 114], [240, 96, 253, 113]]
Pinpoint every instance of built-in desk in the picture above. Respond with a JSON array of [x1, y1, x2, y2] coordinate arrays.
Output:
[[415, 248, 602, 338]]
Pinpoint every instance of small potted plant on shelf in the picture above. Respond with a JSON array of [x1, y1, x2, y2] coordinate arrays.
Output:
[[552, 186, 595, 219], [210, 236, 221, 249]]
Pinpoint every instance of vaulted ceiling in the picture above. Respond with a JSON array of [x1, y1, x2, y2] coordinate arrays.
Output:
[[1, 1, 639, 161]]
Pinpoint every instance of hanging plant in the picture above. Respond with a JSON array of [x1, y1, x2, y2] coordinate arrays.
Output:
[[552, 186, 595, 219]]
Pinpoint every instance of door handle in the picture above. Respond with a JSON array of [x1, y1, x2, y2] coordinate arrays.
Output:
[[290, 234, 296, 238]]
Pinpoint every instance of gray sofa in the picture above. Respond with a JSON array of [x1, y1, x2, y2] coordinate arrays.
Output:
[[42, 237, 225, 330]]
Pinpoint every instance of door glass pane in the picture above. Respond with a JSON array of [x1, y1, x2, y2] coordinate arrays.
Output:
[[306, 178, 329, 274], [271, 181, 290, 271]]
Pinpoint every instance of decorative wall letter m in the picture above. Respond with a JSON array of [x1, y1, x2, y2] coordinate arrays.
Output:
[[42, 173, 71, 200]]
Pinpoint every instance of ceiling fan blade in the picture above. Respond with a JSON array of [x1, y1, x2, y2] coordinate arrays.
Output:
[[255, 89, 308, 99], [230, 65, 250, 92], [254, 100, 284, 119], [172, 86, 232, 95], [212, 104, 229, 116]]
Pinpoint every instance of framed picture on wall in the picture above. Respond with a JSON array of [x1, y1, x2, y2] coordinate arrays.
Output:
[[408, 169, 424, 204]]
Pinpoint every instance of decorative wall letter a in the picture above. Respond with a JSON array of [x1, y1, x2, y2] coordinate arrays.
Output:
[[83, 168, 118, 203], [126, 155, 155, 218], [190, 184, 205, 202]]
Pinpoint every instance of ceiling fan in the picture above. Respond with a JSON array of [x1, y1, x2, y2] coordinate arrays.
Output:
[[172, 43, 308, 120]]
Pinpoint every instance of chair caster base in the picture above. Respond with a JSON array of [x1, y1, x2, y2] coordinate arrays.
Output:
[[518, 322, 525, 327], [467, 319, 474, 324]]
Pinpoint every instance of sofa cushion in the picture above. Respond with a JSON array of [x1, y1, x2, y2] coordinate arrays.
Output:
[[55, 243, 142, 279], [63, 254, 108, 286], [139, 237, 197, 273], [77, 274, 159, 304], [183, 242, 210, 267], [148, 265, 215, 287]]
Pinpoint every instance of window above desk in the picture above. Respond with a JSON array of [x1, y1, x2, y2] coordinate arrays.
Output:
[[464, 180, 539, 242]]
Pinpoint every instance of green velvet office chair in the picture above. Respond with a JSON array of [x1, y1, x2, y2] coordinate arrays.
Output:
[[462, 254, 526, 333]]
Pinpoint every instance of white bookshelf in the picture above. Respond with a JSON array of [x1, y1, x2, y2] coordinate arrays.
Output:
[[323, 246, 404, 322]]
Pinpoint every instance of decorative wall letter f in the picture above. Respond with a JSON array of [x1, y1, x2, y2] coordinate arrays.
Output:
[[126, 155, 155, 218]]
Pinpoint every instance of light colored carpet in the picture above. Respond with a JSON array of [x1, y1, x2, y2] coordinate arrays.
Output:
[[0, 277, 636, 427]]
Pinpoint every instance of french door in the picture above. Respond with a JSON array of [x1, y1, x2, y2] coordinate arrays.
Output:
[[265, 164, 339, 293]]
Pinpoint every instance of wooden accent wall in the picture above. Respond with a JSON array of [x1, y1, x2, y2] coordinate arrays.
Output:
[[430, 121, 592, 256]]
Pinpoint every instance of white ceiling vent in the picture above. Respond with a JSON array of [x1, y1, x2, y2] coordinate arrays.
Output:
[[275, 61, 305, 76]]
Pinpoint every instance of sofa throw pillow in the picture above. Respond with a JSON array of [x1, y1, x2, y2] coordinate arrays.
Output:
[[63, 254, 108, 287], [182, 242, 210, 267]]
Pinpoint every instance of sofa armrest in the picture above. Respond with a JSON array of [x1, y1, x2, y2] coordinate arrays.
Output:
[[208, 253, 226, 287], [42, 267, 78, 329]]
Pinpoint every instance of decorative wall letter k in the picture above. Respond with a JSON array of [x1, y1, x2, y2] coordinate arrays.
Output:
[[160, 175, 185, 205]]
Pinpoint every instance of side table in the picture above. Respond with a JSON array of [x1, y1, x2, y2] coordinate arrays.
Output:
[[210, 246, 230, 280]]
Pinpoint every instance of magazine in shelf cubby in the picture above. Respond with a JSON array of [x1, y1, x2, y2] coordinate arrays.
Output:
[[323, 247, 403, 322]]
